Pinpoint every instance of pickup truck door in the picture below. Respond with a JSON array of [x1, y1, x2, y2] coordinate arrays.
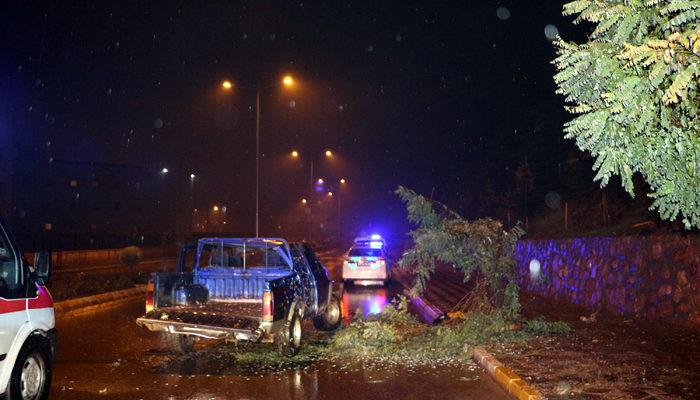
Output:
[[302, 244, 330, 310], [290, 244, 317, 316]]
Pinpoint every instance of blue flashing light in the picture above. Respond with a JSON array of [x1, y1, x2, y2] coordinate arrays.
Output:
[[369, 241, 383, 249], [370, 234, 382, 240]]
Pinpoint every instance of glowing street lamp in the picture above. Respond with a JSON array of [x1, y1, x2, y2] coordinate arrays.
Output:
[[291, 150, 299, 158], [213, 205, 219, 212], [325, 150, 332, 158], [328, 191, 333, 197], [190, 173, 196, 180], [301, 198, 307, 204], [317, 178, 324, 184], [282, 75, 295, 88], [220, 74, 297, 237], [340, 178, 346, 184], [161, 167, 169, 174]]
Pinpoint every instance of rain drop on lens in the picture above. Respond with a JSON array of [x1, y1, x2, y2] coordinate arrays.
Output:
[[496, 6, 510, 21], [544, 24, 559, 40]]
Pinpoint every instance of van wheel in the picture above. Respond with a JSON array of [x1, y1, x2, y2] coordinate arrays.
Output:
[[277, 311, 302, 357], [313, 294, 342, 331], [4, 337, 51, 400], [163, 333, 195, 354]]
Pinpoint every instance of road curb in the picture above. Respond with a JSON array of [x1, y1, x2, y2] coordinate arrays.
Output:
[[473, 346, 544, 400], [54, 285, 146, 318]]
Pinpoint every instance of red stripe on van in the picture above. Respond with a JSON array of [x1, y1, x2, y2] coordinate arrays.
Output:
[[0, 298, 26, 314], [28, 286, 53, 310]]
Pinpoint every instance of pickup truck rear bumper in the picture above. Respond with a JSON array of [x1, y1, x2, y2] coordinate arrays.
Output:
[[136, 317, 278, 342]]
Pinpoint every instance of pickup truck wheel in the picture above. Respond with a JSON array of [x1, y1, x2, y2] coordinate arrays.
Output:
[[163, 333, 195, 354], [277, 312, 302, 357], [313, 294, 342, 331], [4, 337, 52, 400]]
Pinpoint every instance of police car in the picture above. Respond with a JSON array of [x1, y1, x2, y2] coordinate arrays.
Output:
[[342, 234, 391, 285], [0, 218, 55, 400]]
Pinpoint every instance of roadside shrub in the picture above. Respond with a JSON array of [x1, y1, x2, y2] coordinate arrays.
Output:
[[119, 246, 143, 276]]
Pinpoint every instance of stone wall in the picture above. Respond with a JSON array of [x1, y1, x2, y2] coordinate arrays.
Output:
[[514, 235, 700, 330]]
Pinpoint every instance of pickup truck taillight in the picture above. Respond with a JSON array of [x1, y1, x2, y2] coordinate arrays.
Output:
[[145, 280, 155, 313], [263, 290, 274, 322]]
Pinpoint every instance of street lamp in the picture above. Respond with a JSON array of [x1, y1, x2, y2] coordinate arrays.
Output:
[[221, 74, 296, 237], [325, 150, 332, 158], [161, 167, 169, 174], [291, 150, 299, 158], [282, 75, 295, 88], [339, 178, 346, 184]]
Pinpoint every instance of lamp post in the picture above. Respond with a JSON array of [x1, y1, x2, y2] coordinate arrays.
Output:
[[222, 75, 296, 237]]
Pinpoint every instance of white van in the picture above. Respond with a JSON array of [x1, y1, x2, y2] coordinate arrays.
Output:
[[0, 219, 55, 400]]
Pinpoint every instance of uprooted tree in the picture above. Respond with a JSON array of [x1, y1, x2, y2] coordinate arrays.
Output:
[[396, 186, 525, 319]]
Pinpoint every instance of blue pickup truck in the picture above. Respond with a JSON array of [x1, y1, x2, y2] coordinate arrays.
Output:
[[136, 238, 341, 356]]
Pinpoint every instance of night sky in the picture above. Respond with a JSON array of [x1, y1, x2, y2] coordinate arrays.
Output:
[[1, 1, 587, 242]]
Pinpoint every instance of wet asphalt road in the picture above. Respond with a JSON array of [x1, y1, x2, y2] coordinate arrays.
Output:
[[50, 256, 508, 399]]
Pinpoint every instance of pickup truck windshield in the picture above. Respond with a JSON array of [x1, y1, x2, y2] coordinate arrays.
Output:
[[196, 239, 292, 270]]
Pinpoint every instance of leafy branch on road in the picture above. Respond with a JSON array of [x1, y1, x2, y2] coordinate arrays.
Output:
[[395, 186, 525, 319]]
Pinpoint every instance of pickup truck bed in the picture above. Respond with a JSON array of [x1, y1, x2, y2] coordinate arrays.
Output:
[[145, 301, 263, 331], [138, 238, 342, 355]]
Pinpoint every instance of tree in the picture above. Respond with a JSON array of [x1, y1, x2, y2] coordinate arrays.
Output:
[[554, 0, 700, 228], [396, 186, 525, 319]]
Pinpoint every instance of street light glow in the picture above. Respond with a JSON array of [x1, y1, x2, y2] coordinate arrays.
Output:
[[301, 198, 307, 204], [190, 173, 196, 179], [161, 167, 168, 174], [213, 205, 219, 211], [282, 75, 295, 88], [340, 178, 346, 184], [325, 150, 332, 157], [317, 178, 324, 184], [328, 191, 333, 197], [291, 150, 299, 157], [222, 80, 233, 90]]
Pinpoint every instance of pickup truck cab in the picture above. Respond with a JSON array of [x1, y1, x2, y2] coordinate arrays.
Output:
[[0, 218, 55, 400], [136, 238, 341, 356]]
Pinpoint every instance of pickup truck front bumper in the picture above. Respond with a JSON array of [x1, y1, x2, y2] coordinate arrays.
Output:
[[136, 317, 279, 342]]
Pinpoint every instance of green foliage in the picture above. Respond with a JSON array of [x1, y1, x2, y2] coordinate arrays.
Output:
[[523, 317, 572, 335], [555, 0, 700, 228], [395, 186, 525, 319], [328, 299, 538, 362]]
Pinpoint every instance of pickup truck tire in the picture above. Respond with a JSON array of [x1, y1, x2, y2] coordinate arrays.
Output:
[[277, 311, 302, 357], [313, 294, 342, 331], [163, 333, 195, 354], [4, 336, 52, 400]]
